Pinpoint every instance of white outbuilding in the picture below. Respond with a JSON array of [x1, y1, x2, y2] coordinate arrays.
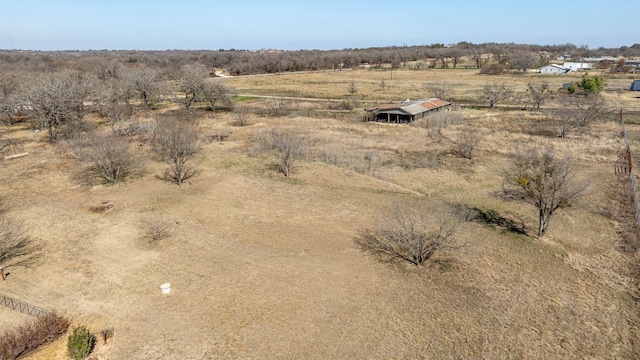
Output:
[[563, 62, 595, 71], [540, 64, 571, 75]]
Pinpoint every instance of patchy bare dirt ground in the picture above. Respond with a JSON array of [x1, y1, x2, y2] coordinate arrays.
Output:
[[1, 70, 639, 359]]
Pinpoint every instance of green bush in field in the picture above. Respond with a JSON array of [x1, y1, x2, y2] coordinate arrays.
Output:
[[577, 73, 605, 95], [67, 325, 95, 360]]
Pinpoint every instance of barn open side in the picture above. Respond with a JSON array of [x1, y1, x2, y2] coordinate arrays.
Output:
[[367, 98, 451, 123]]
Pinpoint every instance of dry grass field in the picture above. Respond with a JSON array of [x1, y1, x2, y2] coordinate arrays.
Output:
[[1, 69, 640, 359], [225, 67, 640, 108]]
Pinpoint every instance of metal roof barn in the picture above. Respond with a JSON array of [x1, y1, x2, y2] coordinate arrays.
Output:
[[367, 98, 451, 123]]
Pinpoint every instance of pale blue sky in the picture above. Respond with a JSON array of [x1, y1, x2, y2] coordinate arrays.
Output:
[[1, 0, 636, 51]]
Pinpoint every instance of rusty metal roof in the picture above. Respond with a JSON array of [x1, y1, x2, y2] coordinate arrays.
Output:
[[417, 98, 450, 110], [369, 98, 451, 114]]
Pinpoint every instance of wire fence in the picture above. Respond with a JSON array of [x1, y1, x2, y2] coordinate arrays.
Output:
[[620, 111, 640, 237], [0, 293, 49, 318]]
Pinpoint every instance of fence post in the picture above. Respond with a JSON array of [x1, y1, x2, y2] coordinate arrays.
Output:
[[621, 109, 632, 173], [622, 110, 640, 239]]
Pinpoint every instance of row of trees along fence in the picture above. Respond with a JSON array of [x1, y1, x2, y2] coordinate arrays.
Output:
[[0, 293, 49, 318], [619, 110, 640, 238]]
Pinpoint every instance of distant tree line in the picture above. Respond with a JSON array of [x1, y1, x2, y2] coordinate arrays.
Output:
[[1, 42, 639, 76]]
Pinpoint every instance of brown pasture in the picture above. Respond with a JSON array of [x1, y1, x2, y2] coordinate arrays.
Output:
[[0, 68, 639, 359]]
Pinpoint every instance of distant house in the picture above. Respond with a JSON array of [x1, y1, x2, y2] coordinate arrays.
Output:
[[367, 98, 451, 123], [540, 64, 571, 75], [631, 80, 640, 91], [563, 62, 595, 71]]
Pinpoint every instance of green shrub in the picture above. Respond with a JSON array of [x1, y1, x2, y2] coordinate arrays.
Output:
[[577, 73, 605, 94], [67, 325, 95, 360]]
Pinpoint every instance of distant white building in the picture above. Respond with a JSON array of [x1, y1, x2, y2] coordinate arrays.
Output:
[[563, 62, 595, 71], [583, 57, 617, 63], [540, 64, 571, 74]]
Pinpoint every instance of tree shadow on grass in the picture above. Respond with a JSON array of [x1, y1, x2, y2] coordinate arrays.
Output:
[[430, 257, 460, 272], [470, 206, 528, 236]]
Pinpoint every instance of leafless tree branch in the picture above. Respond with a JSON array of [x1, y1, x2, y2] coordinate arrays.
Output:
[[153, 117, 201, 185], [0, 216, 42, 269], [356, 201, 476, 266]]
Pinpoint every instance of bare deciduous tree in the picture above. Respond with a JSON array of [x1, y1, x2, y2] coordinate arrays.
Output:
[[0, 216, 41, 269], [231, 107, 251, 127], [424, 82, 452, 100], [106, 104, 143, 137], [88, 58, 122, 81], [92, 77, 133, 117], [0, 73, 19, 125], [451, 128, 483, 159], [433, 49, 449, 69], [473, 52, 489, 69], [508, 51, 540, 73], [355, 201, 474, 266], [201, 81, 233, 111], [122, 66, 160, 107], [153, 117, 201, 185], [480, 82, 510, 109], [347, 80, 358, 96], [480, 63, 505, 75], [139, 216, 172, 242], [449, 49, 462, 68], [24, 70, 95, 142], [261, 98, 290, 117], [73, 133, 136, 184], [0, 73, 18, 97], [424, 110, 468, 139], [356, 151, 380, 176], [178, 65, 208, 110], [267, 129, 307, 177], [552, 95, 610, 138], [526, 82, 550, 110], [503, 146, 587, 238], [0, 133, 20, 155]]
